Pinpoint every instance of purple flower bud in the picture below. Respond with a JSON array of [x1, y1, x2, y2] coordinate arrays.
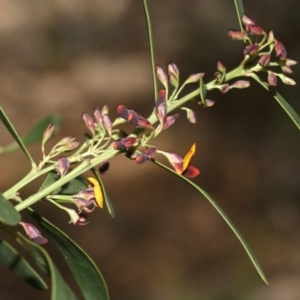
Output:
[[186, 73, 205, 83], [247, 25, 265, 35], [65, 141, 79, 151], [143, 147, 157, 159], [181, 108, 197, 124], [43, 124, 54, 144], [205, 99, 215, 107], [230, 80, 250, 89], [281, 65, 293, 74], [242, 15, 256, 26], [163, 113, 179, 129], [99, 161, 110, 174], [20, 222, 48, 245], [155, 90, 167, 124], [73, 197, 95, 213], [227, 30, 246, 40], [220, 84, 230, 94], [93, 107, 103, 124], [213, 72, 222, 80], [121, 137, 137, 148], [168, 62, 179, 79], [243, 44, 259, 56], [216, 60, 226, 73], [268, 72, 277, 86], [82, 112, 95, 136], [117, 104, 129, 120], [168, 62, 179, 87], [103, 114, 112, 135], [275, 39, 287, 60], [156, 64, 168, 86], [55, 157, 70, 176], [258, 54, 271, 67], [57, 136, 76, 147]]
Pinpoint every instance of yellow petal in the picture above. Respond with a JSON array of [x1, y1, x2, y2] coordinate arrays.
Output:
[[86, 177, 104, 208], [182, 143, 196, 173]]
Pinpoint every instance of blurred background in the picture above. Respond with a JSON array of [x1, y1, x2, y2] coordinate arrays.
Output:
[[0, 0, 300, 299]]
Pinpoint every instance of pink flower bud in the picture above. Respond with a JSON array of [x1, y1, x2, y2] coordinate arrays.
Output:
[[230, 80, 250, 89], [43, 124, 54, 144], [93, 107, 103, 124], [275, 39, 287, 60], [82, 112, 95, 136], [242, 15, 256, 26], [227, 30, 246, 40], [243, 44, 259, 56], [216, 60, 226, 73], [268, 72, 277, 86], [258, 54, 271, 67], [247, 25, 265, 35], [20, 222, 48, 245], [55, 157, 70, 176], [156, 64, 168, 86]]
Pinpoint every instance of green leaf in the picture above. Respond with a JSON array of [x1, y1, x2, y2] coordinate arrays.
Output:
[[0, 106, 35, 165], [15, 230, 78, 300], [234, 0, 245, 33], [22, 114, 61, 145], [39, 171, 88, 195], [152, 159, 269, 286], [0, 192, 21, 226], [28, 210, 110, 300], [0, 238, 47, 290], [251, 74, 300, 131], [0, 114, 61, 156], [94, 171, 115, 218]]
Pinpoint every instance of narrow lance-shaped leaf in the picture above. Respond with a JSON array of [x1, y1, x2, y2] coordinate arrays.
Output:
[[0, 106, 35, 165], [93, 169, 115, 218], [28, 209, 110, 300], [250, 73, 300, 130], [0, 192, 21, 226], [151, 159, 269, 286], [12, 228, 78, 300], [234, 0, 246, 34], [0, 238, 47, 290]]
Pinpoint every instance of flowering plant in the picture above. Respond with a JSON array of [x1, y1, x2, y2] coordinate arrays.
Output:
[[0, 1, 298, 299]]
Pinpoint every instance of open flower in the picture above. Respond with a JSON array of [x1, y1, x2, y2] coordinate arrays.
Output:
[[159, 143, 200, 178]]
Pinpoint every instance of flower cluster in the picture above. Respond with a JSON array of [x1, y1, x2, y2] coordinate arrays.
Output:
[[228, 15, 297, 86]]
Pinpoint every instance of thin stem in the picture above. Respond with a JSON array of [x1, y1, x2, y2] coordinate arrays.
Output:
[[143, 0, 157, 99]]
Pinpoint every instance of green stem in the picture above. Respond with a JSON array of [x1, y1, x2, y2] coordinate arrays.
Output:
[[143, 0, 157, 99], [15, 149, 119, 211], [13, 63, 245, 211]]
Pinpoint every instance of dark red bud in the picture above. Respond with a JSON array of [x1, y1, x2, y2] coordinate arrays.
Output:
[[247, 25, 265, 35], [227, 30, 247, 40], [258, 54, 271, 67], [268, 72, 277, 86], [275, 39, 287, 60], [243, 44, 259, 56], [242, 15, 256, 26], [99, 161, 110, 174], [220, 84, 230, 94]]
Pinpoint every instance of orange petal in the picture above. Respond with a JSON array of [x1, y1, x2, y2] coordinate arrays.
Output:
[[86, 177, 104, 208], [182, 143, 196, 173]]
